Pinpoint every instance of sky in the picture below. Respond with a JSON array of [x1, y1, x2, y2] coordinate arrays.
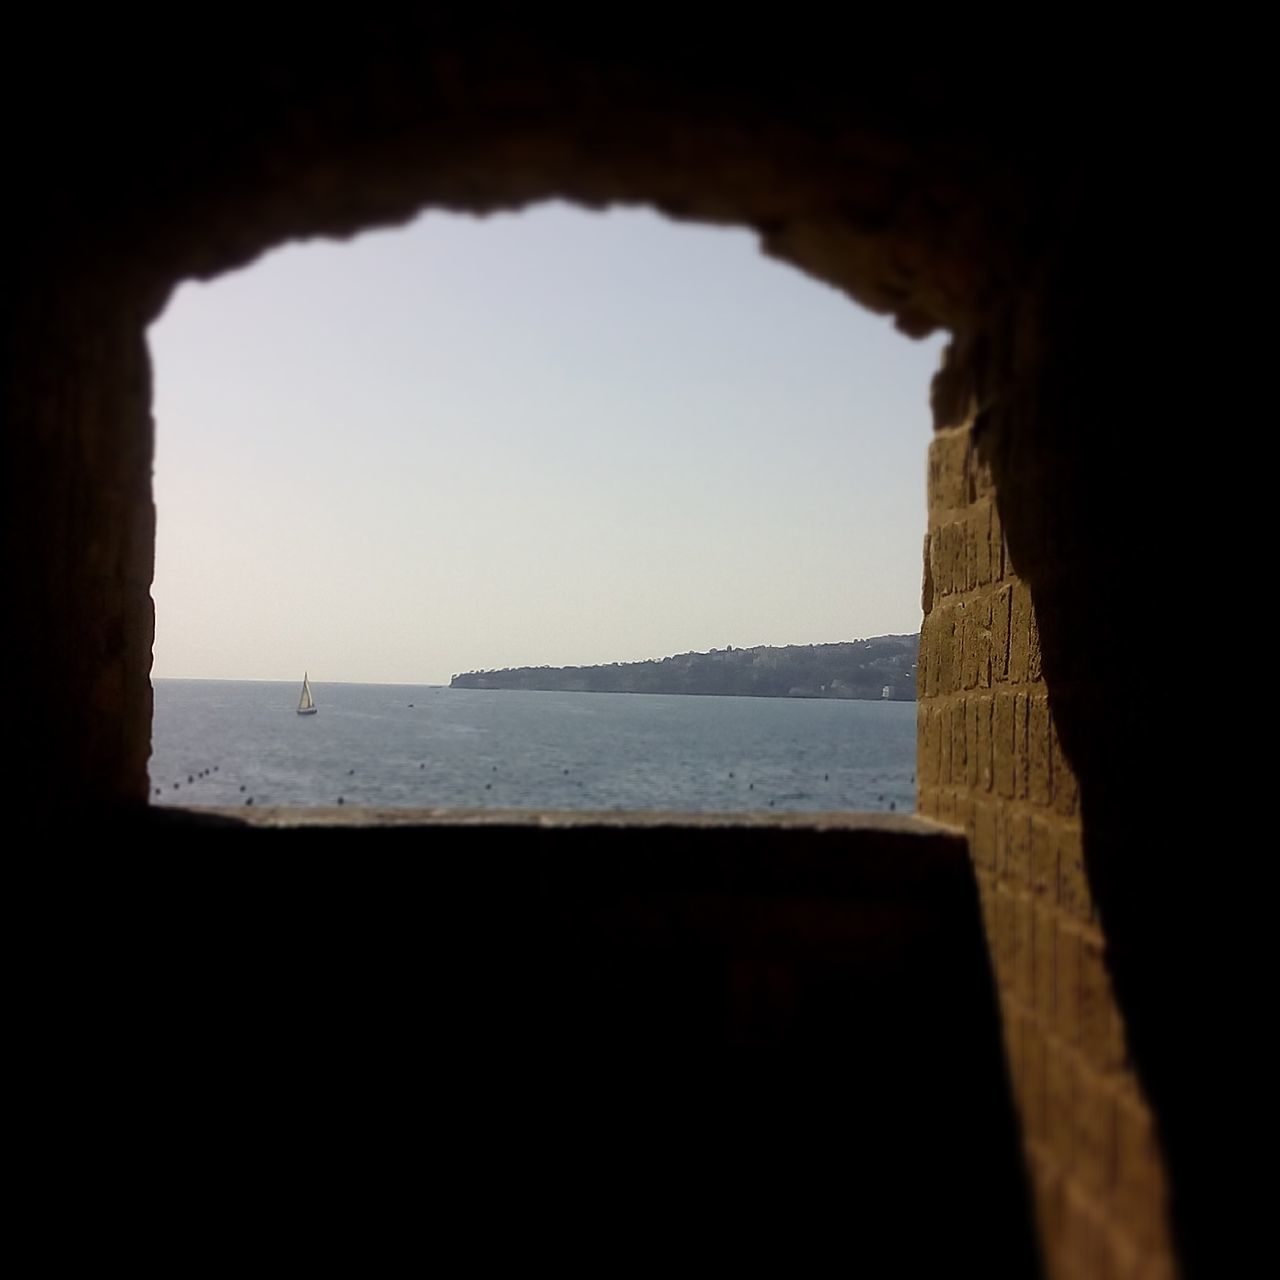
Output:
[[149, 202, 946, 685]]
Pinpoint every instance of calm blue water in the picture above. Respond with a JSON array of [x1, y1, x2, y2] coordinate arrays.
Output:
[[150, 681, 917, 813]]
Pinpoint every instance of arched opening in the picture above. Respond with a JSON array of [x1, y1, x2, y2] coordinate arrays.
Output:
[[5, 28, 1198, 1275], [146, 202, 942, 812]]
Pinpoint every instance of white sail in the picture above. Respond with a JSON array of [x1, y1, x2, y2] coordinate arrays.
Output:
[[297, 672, 317, 714]]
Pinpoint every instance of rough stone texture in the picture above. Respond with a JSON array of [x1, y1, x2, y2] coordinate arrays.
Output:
[[920, 415, 1173, 1277], [3, 23, 1210, 1277]]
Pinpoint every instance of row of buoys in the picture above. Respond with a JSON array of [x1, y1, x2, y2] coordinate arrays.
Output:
[[155, 759, 371, 810], [155, 758, 910, 811], [157, 763, 221, 797]]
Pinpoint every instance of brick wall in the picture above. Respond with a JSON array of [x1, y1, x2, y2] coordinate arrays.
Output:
[[3, 29, 1203, 1272], [3, 282, 155, 812], [919, 379, 1174, 1278]]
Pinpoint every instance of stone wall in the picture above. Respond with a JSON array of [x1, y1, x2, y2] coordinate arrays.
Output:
[[2, 283, 155, 811], [920, 341, 1175, 1277], [3, 26, 1212, 1276]]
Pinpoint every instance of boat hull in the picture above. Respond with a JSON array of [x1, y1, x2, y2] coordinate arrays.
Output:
[[296, 707, 318, 716]]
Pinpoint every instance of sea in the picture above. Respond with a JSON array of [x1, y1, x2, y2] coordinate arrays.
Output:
[[150, 680, 918, 814]]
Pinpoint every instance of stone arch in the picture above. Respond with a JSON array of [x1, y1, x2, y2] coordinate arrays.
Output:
[[4, 25, 1201, 1277]]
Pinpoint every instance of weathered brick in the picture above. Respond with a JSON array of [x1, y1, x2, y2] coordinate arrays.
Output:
[[992, 584, 1012, 681], [1101, 1228, 1142, 1280], [993, 797, 1009, 874], [1029, 693, 1052, 806], [1061, 1182, 1107, 1279], [994, 883, 1016, 990], [972, 798, 997, 869], [1034, 901, 1056, 1019], [929, 429, 969, 511], [952, 695, 968, 783], [1005, 808, 1032, 888], [1079, 936, 1121, 1071], [937, 786, 957, 826], [964, 695, 980, 788], [937, 608, 956, 694], [975, 694, 993, 791], [918, 420, 1173, 1278], [927, 435, 955, 513], [1029, 1153, 1063, 1267], [991, 502, 1006, 582], [944, 522, 961, 595], [1051, 733, 1079, 821], [1115, 1095, 1166, 1249], [927, 525, 944, 600], [1031, 815, 1058, 899], [920, 532, 934, 619], [1074, 1070, 1117, 1195], [1057, 921, 1082, 1044], [1059, 825, 1093, 920], [927, 442, 943, 512], [1135, 1247, 1178, 1280], [1028, 595, 1043, 682], [976, 607, 993, 688], [1013, 691, 1030, 799], [994, 690, 1016, 797], [1045, 1050, 1074, 1165], [1014, 892, 1034, 1004], [919, 704, 940, 785], [961, 607, 978, 690], [976, 501, 993, 585], [1009, 582, 1031, 683], [1022, 1019, 1047, 1140], [971, 444, 995, 499]]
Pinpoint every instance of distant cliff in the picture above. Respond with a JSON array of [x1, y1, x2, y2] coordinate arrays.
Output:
[[450, 634, 919, 700]]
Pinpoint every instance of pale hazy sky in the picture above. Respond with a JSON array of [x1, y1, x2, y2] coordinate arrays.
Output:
[[149, 203, 945, 685]]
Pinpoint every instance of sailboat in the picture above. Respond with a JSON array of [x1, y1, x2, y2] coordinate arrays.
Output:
[[296, 672, 318, 716]]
